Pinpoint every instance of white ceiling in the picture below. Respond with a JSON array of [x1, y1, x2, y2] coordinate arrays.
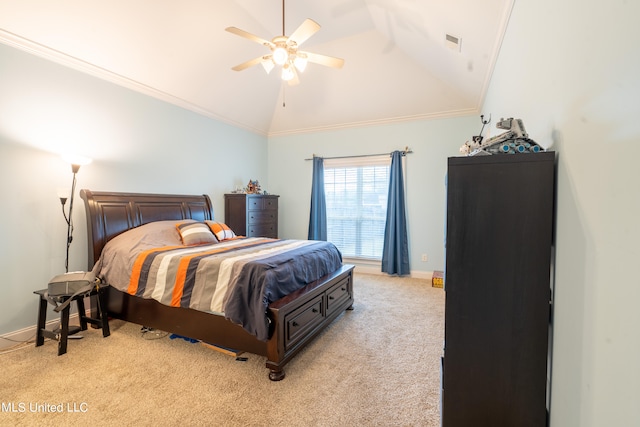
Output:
[[0, 0, 513, 136]]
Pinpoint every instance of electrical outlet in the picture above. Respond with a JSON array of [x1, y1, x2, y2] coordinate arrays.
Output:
[[421, 254, 428, 262]]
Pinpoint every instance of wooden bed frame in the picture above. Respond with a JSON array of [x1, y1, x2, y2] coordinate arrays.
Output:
[[80, 189, 354, 380]]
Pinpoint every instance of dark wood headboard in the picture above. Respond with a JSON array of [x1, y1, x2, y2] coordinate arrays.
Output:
[[80, 189, 214, 269]]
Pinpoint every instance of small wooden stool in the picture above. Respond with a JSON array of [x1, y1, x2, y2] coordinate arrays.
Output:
[[34, 286, 110, 355]]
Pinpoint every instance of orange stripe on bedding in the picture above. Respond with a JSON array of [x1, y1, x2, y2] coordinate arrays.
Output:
[[171, 256, 192, 306], [169, 240, 270, 306], [127, 245, 184, 295]]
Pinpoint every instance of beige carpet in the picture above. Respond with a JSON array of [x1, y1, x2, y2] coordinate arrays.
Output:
[[1, 273, 444, 426]]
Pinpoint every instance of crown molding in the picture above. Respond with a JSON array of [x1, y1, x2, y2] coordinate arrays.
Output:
[[0, 29, 268, 136], [1, 28, 482, 139], [266, 107, 479, 137]]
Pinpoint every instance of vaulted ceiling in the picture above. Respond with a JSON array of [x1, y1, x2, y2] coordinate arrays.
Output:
[[0, 0, 513, 136]]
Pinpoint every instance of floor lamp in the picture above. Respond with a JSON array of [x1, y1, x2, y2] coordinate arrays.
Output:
[[59, 156, 91, 272]]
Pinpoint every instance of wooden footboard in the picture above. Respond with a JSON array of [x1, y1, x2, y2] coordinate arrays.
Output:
[[266, 264, 354, 380]]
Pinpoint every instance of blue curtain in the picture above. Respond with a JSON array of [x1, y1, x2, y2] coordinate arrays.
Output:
[[381, 150, 410, 275], [308, 156, 327, 241]]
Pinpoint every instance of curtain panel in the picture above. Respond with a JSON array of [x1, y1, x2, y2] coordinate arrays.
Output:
[[308, 156, 327, 241], [381, 150, 410, 275]]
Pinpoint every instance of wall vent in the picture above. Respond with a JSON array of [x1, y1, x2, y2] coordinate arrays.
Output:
[[445, 33, 461, 52]]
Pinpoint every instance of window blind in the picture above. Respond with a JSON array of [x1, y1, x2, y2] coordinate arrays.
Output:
[[324, 155, 391, 259]]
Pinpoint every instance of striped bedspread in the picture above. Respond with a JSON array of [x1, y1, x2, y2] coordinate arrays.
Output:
[[97, 229, 342, 341]]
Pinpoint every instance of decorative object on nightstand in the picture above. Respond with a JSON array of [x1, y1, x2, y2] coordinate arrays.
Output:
[[245, 179, 262, 194], [59, 154, 92, 272], [225, 193, 279, 238]]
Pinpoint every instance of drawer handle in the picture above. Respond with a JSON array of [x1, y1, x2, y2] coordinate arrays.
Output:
[[341, 287, 346, 291], [312, 308, 318, 313], [329, 296, 334, 300], [292, 321, 299, 327]]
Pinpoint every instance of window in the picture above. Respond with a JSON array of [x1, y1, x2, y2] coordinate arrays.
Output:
[[324, 155, 390, 260]]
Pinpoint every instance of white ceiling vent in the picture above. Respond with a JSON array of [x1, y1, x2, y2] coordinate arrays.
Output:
[[445, 33, 462, 52]]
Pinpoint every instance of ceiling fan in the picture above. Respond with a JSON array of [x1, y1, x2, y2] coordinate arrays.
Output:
[[225, 0, 345, 85]]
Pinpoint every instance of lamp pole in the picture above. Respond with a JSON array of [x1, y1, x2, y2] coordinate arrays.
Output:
[[60, 163, 81, 273]]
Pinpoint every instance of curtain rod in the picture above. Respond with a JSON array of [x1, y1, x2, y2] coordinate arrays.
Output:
[[304, 147, 413, 161]]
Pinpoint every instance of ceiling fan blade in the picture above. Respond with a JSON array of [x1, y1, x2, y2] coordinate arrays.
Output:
[[225, 27, 273, 48], [231, 55, 268, 71], [288, 19, 321, 47], [301, 51, 345, 69]]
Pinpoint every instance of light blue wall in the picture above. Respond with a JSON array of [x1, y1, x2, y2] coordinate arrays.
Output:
[[0, 43, 267, 335], [481, 0, 640, 425], [267, 116, 478, 274]]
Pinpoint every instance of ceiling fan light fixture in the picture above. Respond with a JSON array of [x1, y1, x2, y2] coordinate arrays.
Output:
[[293, 54, 308, 72], [261, 60, 275, 74], [281, 63, 295, 81], [272, 46, 288, 65]]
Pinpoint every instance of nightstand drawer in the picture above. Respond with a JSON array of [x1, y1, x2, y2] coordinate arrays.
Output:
[[248, 197, 278, 210], [285, 295, 324, 350], [247, 224, 277, 238], [263, 197, 278, 210], [247, 210, 276, 224]]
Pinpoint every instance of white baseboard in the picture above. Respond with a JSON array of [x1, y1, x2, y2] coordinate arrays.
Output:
[[344, 258, 434, 280], [409, 270, 434, 280], [0, 313, 80, 351]]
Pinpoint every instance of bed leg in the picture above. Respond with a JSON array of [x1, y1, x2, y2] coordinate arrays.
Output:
[[268, 368, 285, 381]]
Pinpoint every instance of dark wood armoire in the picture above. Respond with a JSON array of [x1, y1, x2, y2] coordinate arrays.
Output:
[[442, 152, 555, 427]]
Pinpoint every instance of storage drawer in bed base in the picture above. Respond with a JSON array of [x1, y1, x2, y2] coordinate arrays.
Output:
[[284, 295, 324, 351]]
